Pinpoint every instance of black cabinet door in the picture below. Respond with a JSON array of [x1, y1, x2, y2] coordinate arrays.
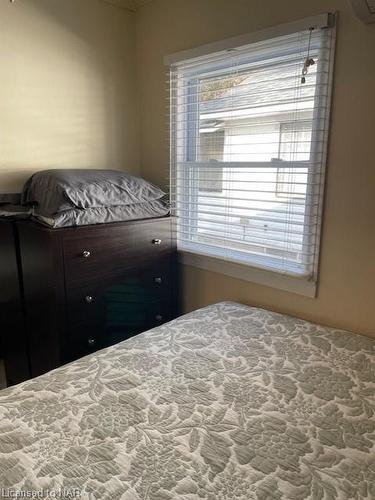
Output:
[[0, 221, 30, 386]]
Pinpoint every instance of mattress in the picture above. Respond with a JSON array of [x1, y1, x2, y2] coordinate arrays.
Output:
[[0, 302, 374, 499]]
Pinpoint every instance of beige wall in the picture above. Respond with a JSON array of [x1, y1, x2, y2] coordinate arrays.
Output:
[[0, 0, 138, 192], [0, 0, 373, 337], [136, 0, 375, 337]]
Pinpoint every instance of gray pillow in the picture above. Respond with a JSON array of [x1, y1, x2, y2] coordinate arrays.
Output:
[[22, 169, 166, 216], [34, 199, 170, 228]]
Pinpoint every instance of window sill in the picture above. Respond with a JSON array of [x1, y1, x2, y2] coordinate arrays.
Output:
[[179, 249, 317, 298]]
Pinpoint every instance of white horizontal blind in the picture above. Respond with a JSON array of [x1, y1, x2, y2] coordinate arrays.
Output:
[[169, 20, 335, 280]]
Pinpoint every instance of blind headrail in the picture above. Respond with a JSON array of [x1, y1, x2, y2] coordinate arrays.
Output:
[[164, 13, 335, 66]]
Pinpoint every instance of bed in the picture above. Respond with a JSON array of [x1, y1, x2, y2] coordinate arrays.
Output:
[[0, 302, 374, 499]]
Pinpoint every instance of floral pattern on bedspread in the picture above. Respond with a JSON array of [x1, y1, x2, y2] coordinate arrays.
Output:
[[0, 302, 374, 499]]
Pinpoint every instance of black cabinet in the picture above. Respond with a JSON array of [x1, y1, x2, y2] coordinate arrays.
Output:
[[0, 221, 30, 386], [16, 217, 178, 378]]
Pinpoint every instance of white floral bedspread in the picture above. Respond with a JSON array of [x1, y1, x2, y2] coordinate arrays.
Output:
[[0, 302, 374, 499]]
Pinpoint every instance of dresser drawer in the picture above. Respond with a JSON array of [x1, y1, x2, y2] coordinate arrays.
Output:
[[63, 219, 173, 289], [67, 289, 172, 327], [65, 264, 172, 320], [64, 326, 104, 361], [65, 298, 172, 361], [68, 296, 172, 334]]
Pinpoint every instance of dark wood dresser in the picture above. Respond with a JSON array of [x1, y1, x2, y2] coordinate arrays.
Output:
[[16, 216, 178, 378]]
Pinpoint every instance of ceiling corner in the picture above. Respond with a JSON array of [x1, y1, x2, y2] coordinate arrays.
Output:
[[134, 0, 153, 7], [101, 0, 153, 11], [101, 0, 137, 12]]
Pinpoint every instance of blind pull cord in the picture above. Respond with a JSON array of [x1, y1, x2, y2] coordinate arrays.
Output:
[[301, 28, 315, 84]]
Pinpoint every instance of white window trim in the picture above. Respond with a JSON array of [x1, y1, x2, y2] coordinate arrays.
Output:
[[179, 249, 317, 298]]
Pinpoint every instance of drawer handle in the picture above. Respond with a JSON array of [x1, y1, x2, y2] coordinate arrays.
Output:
[[153, 277, 163, 284], [152, 238, 162, 245], [87, 338, 96, 345], [155, 314, 163, 322], [82, 250, 91, 258], [85, 295, 94, 303]]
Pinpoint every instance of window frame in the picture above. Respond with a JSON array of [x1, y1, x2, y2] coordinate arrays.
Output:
[[168, 14, 336, 297]]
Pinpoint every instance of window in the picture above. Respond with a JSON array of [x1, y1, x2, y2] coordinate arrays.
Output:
[[276, 121, 312, 198], [169, 16, 335, 289], [198, 130, 224, 192]]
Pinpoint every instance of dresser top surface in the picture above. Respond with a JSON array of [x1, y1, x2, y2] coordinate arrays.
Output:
[[16, 215, 174, 235]]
